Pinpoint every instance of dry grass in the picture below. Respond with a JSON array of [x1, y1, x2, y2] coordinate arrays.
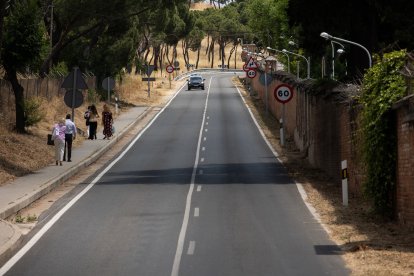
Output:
[[190, 2, 213, 11]]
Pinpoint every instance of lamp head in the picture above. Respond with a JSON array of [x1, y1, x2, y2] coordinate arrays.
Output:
[[288, 41, 296, 46], [337, 48, 345, 54], [320, 32, 331, 40], [282, 49, 287, 53]]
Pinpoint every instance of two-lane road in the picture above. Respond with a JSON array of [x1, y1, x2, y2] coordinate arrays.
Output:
[[2, 73, 349, 276]]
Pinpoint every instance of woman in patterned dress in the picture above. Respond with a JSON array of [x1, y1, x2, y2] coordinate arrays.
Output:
[[102, 104, 113, 139]]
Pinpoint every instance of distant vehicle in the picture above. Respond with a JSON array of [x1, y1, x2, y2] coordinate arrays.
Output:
[[187, 75, 205, 90]]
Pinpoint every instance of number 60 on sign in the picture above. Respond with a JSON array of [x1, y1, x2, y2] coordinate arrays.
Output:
[[274, 84, 294, 104]]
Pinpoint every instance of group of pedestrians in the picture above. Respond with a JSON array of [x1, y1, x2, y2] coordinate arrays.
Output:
[[51, 104, 114, 166]]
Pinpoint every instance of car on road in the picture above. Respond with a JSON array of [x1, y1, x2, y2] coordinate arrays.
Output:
[[187, 75, 205, 90]]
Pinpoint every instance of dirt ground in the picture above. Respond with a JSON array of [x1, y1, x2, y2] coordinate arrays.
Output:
[[2, 73, 414, 275]]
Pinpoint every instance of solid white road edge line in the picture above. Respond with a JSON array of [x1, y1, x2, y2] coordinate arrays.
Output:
[[170, 77, 212, 276], [234, 85, 330, 234], [0, 82, 187, 276]]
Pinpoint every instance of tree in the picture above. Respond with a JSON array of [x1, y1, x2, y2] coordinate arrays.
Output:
[[1, 0, 46, 133], [244, 0, 288, 50], [287, 0, 414, 78]]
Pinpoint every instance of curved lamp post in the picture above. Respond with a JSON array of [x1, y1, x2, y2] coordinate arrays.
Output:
[[255, 52, 271, 114], [330, 40, 345, 79], [282, 49, 310, 79], [320, 32, 372, 68], [266, 46, 290, 73]]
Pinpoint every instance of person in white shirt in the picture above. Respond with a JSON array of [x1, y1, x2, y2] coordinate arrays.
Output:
[[64, 114, 77, 162]]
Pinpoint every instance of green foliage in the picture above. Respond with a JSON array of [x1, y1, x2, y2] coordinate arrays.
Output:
[[27, 214, 37, 222], [14, 214, 24, 223], [49, 62, 69, 78], [360, 50, 407, 216], [244, 0, 289, 49], [24, 98, 45, 128], [1, 0, 45, 71]]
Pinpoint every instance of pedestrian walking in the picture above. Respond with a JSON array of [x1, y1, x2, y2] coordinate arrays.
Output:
[[88, 105, 99, 140], [84, 106, 91, 137], [63, 114, 76, 162], [52, 118, 66, 166], [102, 104, 113, 140]]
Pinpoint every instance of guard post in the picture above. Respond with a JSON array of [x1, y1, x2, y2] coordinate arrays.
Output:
[[341, 160, 348, 206]]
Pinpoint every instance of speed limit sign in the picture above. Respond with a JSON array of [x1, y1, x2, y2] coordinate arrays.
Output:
[[166, 65, 174, 74], [274, 83, 294, 103], [247, 69, 257, 78]]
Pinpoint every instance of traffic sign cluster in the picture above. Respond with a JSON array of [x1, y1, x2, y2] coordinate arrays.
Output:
[[243, 56, 258, 78]]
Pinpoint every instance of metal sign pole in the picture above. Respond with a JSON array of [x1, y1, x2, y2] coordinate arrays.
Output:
[[280, 104, 285, 146], [107, 78, 110, 103], [341, 160, 349, 206], [147, 66, 151, 98], [264, 72, 268, 114], [71, 67, 77, 121]]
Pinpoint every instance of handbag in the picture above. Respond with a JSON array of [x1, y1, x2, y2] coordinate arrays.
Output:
[[47, 134, 54, 145]]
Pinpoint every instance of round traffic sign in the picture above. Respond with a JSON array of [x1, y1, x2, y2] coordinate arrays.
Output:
[[166, 65, 174, 74], [102, 77, 115, 90], [242, 63, 249, 72], [274, 83, 294, 103], [247, 69, 257, 78], [64, 89, 84, 108]]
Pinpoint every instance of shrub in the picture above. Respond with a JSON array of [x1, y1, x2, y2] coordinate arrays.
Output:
[[360, 50, 407, 217], [24, 97, 45, 128]]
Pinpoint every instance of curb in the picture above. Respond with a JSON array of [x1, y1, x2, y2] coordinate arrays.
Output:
[[0, 221, 21, 267]]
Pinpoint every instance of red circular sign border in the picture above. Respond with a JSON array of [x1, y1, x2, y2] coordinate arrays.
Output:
[[166, 65, 174, 73], [274, 83, 294, 104], [246, 69, 257, 79]]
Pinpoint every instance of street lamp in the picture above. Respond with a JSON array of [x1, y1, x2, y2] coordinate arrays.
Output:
[[255, 52, 271, 114], [320, 32, 372, 68], [282, 49, 310, 79], [266, 46, 290, 73], [330, 40, 345, 79]]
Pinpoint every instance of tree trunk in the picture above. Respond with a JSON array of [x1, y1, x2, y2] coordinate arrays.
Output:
[[4, 65, 26, 133], [0, 0, 7, 57], [210, 40, 215, 68], [164, 45, 170, 64], [196, 47, 200, 69], [154, 45, 160, 72], [228, 45, 236, 69]]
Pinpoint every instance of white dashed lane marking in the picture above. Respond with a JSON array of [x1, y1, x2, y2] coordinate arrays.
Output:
[[187, 241, 196, 255]]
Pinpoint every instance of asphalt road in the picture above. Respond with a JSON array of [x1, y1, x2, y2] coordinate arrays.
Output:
[[4, 73, 349, 276]]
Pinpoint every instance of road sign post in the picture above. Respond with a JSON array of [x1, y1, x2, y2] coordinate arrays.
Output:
[[61, 67, 88, 121], [341, 160, 349, 206], [274, 84, 294, 147], [145, 65, 155, 98], [102, 77, 115, 103], [166, 65, 174, 88]]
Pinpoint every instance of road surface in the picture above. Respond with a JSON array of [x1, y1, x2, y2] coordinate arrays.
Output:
[[2, 73, 349, 276]]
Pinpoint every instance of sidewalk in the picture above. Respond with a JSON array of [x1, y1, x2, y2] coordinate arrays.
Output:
[[0, 105, 153, 264]]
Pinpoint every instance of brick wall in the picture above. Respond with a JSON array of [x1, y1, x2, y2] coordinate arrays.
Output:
[[395, 96, 414, 226], [248, 67, 414, 225]]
